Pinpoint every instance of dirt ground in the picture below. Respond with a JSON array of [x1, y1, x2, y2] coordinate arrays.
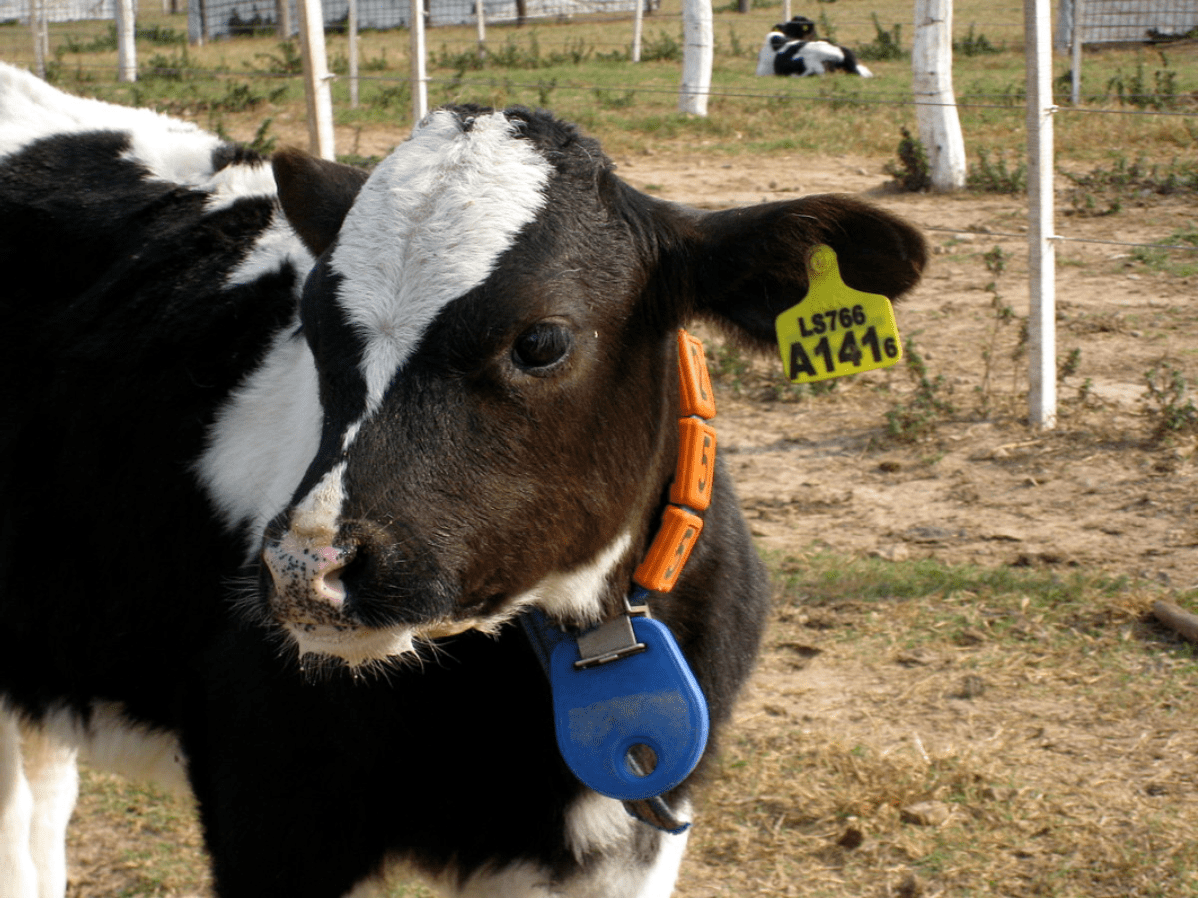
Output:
[[621, 151, 1198, 897], [64, 141, 1198, 896]]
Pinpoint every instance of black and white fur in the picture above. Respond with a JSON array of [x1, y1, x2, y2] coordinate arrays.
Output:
[[0, 63, 924, 898], [755, 22, 874, 78]]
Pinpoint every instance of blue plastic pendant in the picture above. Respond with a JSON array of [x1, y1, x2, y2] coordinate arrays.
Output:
[[523, 611, 710, 802]]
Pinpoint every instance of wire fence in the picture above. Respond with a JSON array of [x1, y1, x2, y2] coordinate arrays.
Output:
[[1056, 0, 1197, 46], [1, 0, 1195, 420], [0, 0, 117, 22], [189, 0, 650, 42]]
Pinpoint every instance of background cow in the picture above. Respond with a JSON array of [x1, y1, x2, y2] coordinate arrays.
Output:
[[0, 63, 924, 897], [756, 16, 874, 78]]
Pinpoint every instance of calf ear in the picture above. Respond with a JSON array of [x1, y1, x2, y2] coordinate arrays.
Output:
[[686, 194, 927, 352], [272, 148, 371, 257]]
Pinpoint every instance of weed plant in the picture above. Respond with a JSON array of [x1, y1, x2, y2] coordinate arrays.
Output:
[[953, 24, 1003, 56], [967, 148, 1027, 194], [1062, 154, 1198, 197], [884, 338, 955, 442], [1143, 360, 1198, 440], [975, 246, 1022, 416], [885, 127, 931, 192], [856, 13, 905, 61], [1106, 52, 1184, 110]]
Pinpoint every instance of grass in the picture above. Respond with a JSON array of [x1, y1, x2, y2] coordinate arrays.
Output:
[[3, 0, 1195, 164], [681, 552, 1198, 898]]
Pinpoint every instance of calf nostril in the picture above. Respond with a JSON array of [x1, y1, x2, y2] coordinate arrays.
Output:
[[263, 538, 355, 608]]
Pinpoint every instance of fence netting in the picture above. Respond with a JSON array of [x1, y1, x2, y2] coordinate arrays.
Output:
[[0, 0, 123, 23], [188, 0, 643, 42], [1055, 0, 1198, 47]]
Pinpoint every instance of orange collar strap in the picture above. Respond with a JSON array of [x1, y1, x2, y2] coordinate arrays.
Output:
[[632, 329, 717, 595]]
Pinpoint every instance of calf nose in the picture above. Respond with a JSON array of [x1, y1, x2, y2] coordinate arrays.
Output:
[[263, 534, 353, 607]]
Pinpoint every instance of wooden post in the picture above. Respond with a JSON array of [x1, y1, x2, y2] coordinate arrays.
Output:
[[410, 0, 428, 123], [348, 0, 359, 108], [781, 0, 790, 22], [1025, 0, 1057, 429], [912, 0, 965, 190], [296, 0, 336, 160], [679, 0, 712, 115], [115, 0, 137, 82]]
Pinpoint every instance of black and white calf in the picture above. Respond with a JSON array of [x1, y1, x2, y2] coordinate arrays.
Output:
[[756, 22, 874, 78], [0, 63, 925, 898]]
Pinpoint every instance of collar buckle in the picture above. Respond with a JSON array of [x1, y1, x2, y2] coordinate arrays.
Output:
[[574, 590, 651, 670]]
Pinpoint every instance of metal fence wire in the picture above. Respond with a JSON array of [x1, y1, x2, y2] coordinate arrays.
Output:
[[188, 0, 643, 42], [0, 0, 119, 22], [1055, 0, 1198, 47]]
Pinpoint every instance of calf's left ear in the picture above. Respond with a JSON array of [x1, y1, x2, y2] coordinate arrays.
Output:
[[680, 194, 928, 352], [272, 148, 371, 257]]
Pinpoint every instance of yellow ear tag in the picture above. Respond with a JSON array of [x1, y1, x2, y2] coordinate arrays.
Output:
[[775, 245, 903, 384]]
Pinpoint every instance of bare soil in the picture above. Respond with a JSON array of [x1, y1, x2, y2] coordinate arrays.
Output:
[[65, 147, 1198, 896], [616, 149, 1197, 591]]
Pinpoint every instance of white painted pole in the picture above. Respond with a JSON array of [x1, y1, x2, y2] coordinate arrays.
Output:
[[348, 0, 359, 108], [1025, 0, 1057, 429], [30, 0, 48, 80], [296, 0, 336, 160], [631, 0, 644, 63], [782, 0, 791, 23], [410, 0, 428, 123], [476, 0, 486, 61], [912, 0, 965, 190], [277, 0, 292, 37], [679, 0, 712, 115], [1070, 0, 1083, 105], [115, 0, 137, 82]]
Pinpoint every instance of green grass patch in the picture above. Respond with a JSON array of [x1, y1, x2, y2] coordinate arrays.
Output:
[[13, 0, 1195, 165]]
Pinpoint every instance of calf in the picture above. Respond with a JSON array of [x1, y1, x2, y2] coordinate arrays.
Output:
[[756, 26, 874, 78], [0, 63, 924, 898]]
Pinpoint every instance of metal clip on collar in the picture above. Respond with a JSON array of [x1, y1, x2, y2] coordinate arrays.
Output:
[[573, 592, 650, 670]]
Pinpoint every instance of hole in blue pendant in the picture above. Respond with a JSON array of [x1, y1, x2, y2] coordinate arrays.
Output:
[[625, 743, 659, 778]]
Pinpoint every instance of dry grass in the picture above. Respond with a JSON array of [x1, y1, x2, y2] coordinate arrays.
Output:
[[2, 0, 1195, 164], [680, 555, 1198, 897]]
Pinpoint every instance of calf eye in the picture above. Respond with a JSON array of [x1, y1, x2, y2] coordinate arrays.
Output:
[[512, 322, 573, 373]]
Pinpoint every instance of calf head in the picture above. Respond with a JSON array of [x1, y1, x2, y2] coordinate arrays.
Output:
[[251, 105, 925, 667]]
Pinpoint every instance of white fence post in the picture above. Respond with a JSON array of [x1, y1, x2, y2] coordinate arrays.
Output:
[[115, 0, 137, 82], [631, 0, 643, 62], [348, 0, 359, 108], [30, 0, 48, 79], [679, 0, 712, 115], [410, 0, 428, 122], [1025, 0, 1057, 429], [1070, 0, 1084, 105], [912, 0, 965, 190], [297, 0, 336, 160], [476, 0, 486, 61], [277, 0, 292, 37]]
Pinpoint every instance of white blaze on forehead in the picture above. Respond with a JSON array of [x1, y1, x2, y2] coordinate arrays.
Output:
[[290, 461, 349, 541], [330, 108, 553, 411]]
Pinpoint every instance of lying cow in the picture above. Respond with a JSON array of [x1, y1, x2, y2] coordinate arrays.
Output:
[[756, 24, 874, 78], [0, 62, 924, 897]]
